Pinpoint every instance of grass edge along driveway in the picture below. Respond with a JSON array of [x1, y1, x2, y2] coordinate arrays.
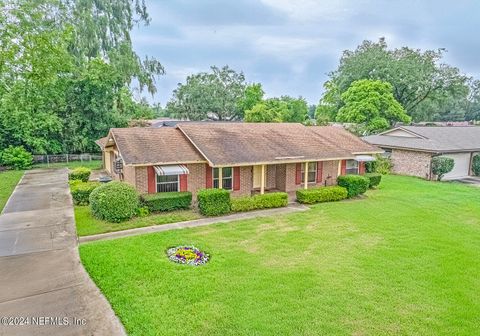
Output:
[[0, 170, 24, 212], [80, 175, 480, 336]]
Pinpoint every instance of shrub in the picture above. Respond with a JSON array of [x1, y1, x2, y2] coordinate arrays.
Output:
[[141, 192, 192, 212], [136, 206, 150, 217], [231, 192, 288, 212], [472, 154, 480, 176], [197, 189, 231, 216], [89, 181, 139, 222], [431, 156, 454, 181], [70, 181, 101, 205], [69, 167, 91, 182], [365, 154, 392, 174], [337, 174, 370, 198], [1, 146, 33, 170], [296, 186, 348, 204], [365, 173, 382, 188]]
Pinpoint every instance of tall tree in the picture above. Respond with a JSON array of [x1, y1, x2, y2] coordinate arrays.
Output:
[[320, 38, 469, 122], [166, 66, 247, 121], [244, 96, 308, 123], [336, 79, 411, 134], [237, 83, 264, 114]]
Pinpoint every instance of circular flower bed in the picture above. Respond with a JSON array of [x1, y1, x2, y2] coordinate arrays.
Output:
[[167, 246, 209, 266]]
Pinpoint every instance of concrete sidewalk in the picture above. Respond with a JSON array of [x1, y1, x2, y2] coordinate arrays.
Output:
[[0, 169, 125, 336], [80, 203, 310, 243]]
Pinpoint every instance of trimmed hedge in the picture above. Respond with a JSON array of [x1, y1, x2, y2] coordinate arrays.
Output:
[[69, 167, 91, 182], [70, 181, 101, 205], [141, 192, 192, 212], [231, 192, 288, 212], [337, 174, 370, 198], [365, 173, 382, 188], [296, 186, 348, 204], [197, 188, 231, 216], [89, 181, 139, 222]]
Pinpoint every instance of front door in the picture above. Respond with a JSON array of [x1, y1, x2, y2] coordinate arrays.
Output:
[[253, 165, 265, 189]]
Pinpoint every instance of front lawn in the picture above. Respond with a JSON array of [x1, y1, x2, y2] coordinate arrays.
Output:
[[0, 170, 24, 212], [74, 206, 201, 236], [80, 175, 480, 335]]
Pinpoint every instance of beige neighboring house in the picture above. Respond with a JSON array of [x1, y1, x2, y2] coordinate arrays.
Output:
[[363, 126, 480, 180], [96, 122, 381, 200]]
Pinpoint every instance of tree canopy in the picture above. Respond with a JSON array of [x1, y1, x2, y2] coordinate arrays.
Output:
[[336, 80, 411, 133], [166, 66, 250, 121], [318, 38, 474, 123], [0, 0, 162, 154], [244, 96, 308, 123]]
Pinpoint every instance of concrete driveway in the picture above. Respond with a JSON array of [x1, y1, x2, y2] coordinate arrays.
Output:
[[0, 169, 125, 336], [453, 176, 480, 186]]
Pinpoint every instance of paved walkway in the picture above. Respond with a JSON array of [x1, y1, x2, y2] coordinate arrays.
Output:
[[0, 169, 125, 336], [80, 203, 310, 243]]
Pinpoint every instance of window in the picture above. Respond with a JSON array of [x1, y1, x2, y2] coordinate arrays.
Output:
[[346, 160, 359, 175], [156, 174, 179, 192], [213, 167, 233, 190], [381, 148, 392, 158], [301, 162, 317, 183]]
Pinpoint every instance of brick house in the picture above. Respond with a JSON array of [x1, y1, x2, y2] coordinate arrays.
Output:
[[96, 123, 381, 199], [363, 126, 480, 180]]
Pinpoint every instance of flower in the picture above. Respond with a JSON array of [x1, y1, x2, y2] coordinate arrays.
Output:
[[167, 246, 209, 266]]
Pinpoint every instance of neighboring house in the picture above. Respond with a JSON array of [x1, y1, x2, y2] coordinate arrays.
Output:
[[96, 123, 381, 199], [363, 126, 480, 180]]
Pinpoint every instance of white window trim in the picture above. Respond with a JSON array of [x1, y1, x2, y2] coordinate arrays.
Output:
[[212, 167, 233, 190], [346, 160, 359, 175], [301, 162, 317, 183], [155, 174, 180, 192]]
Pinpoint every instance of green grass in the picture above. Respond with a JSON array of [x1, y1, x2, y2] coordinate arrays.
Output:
[[33, 160, 102, 170], [74, 206, 201, 236], [80, 175, 480, 335], [0, 170, 24, 212]]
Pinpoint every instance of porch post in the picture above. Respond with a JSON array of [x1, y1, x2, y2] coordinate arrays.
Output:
[[218, 167, 223, 189], [260, 164, 265, 194], [304, 162, 309, 189]]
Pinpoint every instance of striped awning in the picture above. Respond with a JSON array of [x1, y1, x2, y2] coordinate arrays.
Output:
[[354, 155, 376, 162], [154, 164, 189, 176]]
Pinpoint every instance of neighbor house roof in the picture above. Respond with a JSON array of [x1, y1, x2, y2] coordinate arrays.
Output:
[[363, 126, 480, 153], [107, 128, 206, 165], [177, 123, 381, 166]]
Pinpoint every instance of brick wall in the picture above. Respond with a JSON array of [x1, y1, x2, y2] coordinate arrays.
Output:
[[322, 160, 340, 186], [186, 163, 207, 201], [135, 166, 148, 193], [266, 165, 276, 189], [391, 149, 432, 179], [123, 165, 136, 186], [275, 164, 286, 191], [231, 166, 253, 197]]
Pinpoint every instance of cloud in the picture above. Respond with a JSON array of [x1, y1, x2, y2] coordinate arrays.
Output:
[[132, 0, 480, 105]]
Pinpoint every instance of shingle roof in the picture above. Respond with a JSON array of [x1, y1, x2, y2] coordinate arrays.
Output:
[[363, 126, 480, 152], [177, 123, 381, 166], [95, 137, 108, 149], [109, 128, 206, 165]]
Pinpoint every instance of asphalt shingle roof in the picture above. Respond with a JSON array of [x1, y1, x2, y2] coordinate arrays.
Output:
[[178, 123, 380, 166], [363, 126, 480, 152]]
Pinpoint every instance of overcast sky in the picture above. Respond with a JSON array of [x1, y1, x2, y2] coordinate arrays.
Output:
[[131, 0, 480, 105]]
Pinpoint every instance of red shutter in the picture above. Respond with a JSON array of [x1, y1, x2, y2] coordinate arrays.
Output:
[[205, 165, 213, 188], [316, 161, 323, 183], [359, 162, 365, 175], [147, 166, 156, 193], [233, 167, 240, 190], [180, 174, 188, 191], [341, 160, 347, 175], [295, 163, 302, 185]]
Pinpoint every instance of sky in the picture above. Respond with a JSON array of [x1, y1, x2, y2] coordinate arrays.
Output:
[[131, 0, 480, 106]]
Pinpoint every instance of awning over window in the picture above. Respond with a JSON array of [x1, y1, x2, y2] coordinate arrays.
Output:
[[154, 164, 189, 176], [354, 155, 376, 162]]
